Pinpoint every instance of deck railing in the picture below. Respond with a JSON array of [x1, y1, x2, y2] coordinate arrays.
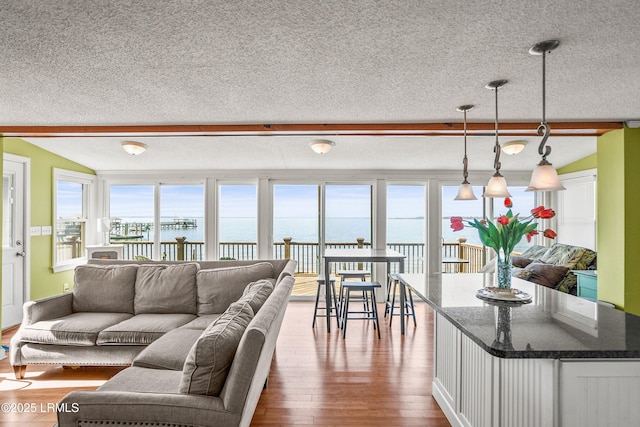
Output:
[[116, 238, 426, 274], [117, 238, 486, 273], [442, 238, 486, 273]]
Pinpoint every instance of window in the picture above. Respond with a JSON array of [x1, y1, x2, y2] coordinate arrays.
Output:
[[273, 184, 320, 279], [110, 185, 155, 259], [159, 184, 205, 260], [387, 184, 426, 273], [325, 184, 372, 246], [218, 184, 257, 260], [53, 169, 95, 271]]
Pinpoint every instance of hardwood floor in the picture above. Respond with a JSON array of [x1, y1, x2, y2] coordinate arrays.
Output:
[[0, 301, 450, 426]]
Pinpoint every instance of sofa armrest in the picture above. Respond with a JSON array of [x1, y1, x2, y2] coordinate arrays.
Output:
[[22, 293, 73, 325], [57, 390, 235, 427]]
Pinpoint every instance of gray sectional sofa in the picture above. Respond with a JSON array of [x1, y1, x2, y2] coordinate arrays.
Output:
[[9, 258, 296, 427]]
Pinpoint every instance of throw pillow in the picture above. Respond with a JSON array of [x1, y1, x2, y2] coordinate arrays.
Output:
[[539, 243, 585, 269], [134, 263, 199, 314], [180, 301, 254, 396], [73, 264, 138, 313], [522, 262, 569, 289], [196, 262, 275, 315], [574, 248, 597, 270], [556, 273, 578, 294], [238, 278, 275, 314], [511, 256, 534, 268], [520, 245, 549, 260]]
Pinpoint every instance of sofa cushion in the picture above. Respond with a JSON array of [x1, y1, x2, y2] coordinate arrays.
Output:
[[519, 261, 570, 289], [238, 278, 275, 314], [520, 245, 549, 260], [21, 312, 132, 346], [538, 243, 585, 269], [180, 301, 254, 396], [196, 262, 274, 315], [134, 263, 199, 314], [556, 273, 579, 294], [511, 256, 534, 268], [97, 313, 196, 345], [574, 248, 597, 270], [98, 366, 184, 394], [73, 264, 138, 313], [180, 314, 221, 330], [133, 328, 203, 370]]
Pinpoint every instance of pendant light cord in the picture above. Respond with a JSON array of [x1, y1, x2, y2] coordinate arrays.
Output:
[[462, 108, 469, 183], [536, 49, 552, 161], [493, 86, 502, 175]]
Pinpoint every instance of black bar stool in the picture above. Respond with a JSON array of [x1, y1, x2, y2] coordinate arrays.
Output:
[[384, 274, 417, 327], [336, 269, 371, 315], [340, 281, 381, 339], [312, 274, 339, 328]]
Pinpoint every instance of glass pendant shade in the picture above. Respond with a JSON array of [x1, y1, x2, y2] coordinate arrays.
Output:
[[484, 174, 512, 198], [454, 182, 477, 200], [526, 162, 566, 191]]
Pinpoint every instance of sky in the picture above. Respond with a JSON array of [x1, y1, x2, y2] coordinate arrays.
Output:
[[57, 181, 83, 218], [105, 184, 534, 220], [107, 184, 426, 219]]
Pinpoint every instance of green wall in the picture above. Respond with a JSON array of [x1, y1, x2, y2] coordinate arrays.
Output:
[[557, 152, 597, 175], [2, 138, 95, 304], [597, 128, 640, 315]]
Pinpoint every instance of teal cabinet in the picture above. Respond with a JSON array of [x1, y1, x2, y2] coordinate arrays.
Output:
[[573, 270, 597, 301]]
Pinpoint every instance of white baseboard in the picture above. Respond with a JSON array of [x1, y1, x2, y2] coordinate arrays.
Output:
[[432, 380, 463, 427]]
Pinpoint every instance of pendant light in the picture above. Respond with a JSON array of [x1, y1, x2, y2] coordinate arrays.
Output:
[[483, 80, 511, 198], [454, 104, 477, 200], [526, 40, 566, 192]]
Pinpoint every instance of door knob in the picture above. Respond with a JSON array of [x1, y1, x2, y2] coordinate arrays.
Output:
[[16, 251, 26, 257]]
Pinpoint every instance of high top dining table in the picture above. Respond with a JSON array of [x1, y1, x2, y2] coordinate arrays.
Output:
[[322, 248, 406, 332]]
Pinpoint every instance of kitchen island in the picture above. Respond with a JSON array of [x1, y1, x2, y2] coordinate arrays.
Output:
[[397, 273, 640, 427]]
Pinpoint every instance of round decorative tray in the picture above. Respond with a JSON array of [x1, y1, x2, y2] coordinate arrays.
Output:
[[476, 287, 532, 304]]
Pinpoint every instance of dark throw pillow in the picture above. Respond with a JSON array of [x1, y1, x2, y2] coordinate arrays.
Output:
[[523, 262, 569, 289], [511, 256, 534, 268]]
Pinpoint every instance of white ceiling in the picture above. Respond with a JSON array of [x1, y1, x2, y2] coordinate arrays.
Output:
[[3, 0, 639, 172]]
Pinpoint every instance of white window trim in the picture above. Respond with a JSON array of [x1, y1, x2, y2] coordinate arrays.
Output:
[[53, 168, 96, 272]]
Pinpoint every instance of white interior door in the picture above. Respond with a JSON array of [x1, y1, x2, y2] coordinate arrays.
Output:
[[2, 158, 26, 328]]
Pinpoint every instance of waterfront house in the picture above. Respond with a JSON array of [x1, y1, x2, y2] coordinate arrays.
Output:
[[2, 1, 640, 426]]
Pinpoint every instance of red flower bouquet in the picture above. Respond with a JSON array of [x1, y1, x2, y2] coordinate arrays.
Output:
[[450, 198, 557, 288]]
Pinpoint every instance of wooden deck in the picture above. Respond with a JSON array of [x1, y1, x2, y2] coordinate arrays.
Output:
[[292, 274, 373, 297], [1, 301, 449, 426]]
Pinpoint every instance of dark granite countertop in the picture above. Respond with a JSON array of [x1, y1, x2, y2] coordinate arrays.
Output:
[[397, 273, 640, 359]]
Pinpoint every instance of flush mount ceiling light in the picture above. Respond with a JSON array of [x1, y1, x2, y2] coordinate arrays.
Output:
[[526, 39, 566, 192], [121, 140, 147, 156], [483, 79, 512, 198], [309, 139, 335, 154], [501, 139, 527, 155], [454, 104, 478, 201]]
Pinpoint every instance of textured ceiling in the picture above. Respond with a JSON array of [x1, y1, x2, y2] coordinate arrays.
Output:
[[2, 0, 639, 171]]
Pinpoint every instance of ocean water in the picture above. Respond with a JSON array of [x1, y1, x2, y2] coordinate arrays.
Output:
[[112, 217, 424, 243], [111, 216, 530, 251]]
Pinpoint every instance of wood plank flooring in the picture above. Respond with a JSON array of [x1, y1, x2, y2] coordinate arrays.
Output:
[[0, 301, 450, 426]]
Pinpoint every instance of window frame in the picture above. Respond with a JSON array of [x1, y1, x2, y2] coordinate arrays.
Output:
[[53, 168, 96, 272]]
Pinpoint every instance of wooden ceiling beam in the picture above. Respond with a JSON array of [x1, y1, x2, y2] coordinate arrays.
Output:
[[0, 121, 623, 138]]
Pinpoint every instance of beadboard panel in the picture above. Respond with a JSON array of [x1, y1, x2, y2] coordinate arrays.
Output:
[[459, 332, 494, 427], [560, 361, 640, 427], [434, 312, 460, 409], [498, 357, 555, 427], [433, 313, 557, 427]]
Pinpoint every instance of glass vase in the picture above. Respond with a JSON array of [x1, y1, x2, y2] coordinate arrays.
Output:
[[496, 249, 512, 289]]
